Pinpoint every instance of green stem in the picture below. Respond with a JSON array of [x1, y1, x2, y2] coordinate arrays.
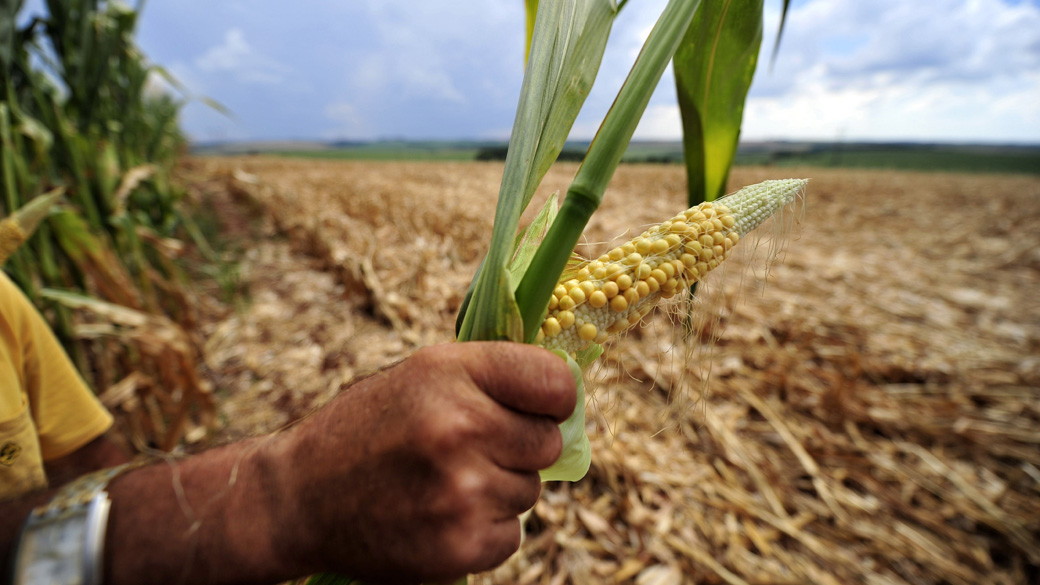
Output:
[[516, 186, 599, 341], [515, 0, 701, 339]]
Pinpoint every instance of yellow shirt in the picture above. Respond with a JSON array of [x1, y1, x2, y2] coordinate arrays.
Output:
[[1, 271, 113, 500]]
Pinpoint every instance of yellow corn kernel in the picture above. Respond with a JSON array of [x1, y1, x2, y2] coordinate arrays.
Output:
[[544, 318, 561, 337], [610, 295, 628, 312], [623, 288, 639, 306], [589, 290, 607, 308], [578, 323, 598, 342], [558, 295, 576, 311], [558, 310, 575, 329], [646, 277, 660, 293]]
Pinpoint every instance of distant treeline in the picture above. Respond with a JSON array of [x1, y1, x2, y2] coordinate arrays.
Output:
[[475, 146, 587, 163], [195, 140, 1040, 175], [475, 142, 1040, 174]]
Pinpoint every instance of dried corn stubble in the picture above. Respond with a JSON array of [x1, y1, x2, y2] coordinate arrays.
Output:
[[193, 160, 1040, 585]]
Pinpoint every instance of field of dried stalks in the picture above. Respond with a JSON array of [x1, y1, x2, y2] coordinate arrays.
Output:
[[185, 157, 1039, 585]]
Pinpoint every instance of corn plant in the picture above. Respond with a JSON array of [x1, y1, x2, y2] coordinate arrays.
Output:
[[314, 1, 799, 583], [0, 0, 215, 449]]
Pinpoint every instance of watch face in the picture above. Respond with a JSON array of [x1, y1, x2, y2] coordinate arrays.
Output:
[[15, 510, 89, 585]]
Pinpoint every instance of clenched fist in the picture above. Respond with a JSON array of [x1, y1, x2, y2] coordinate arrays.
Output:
[[271, 342, 576, 584]]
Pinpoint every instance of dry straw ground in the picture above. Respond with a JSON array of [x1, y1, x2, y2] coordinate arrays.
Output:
[[185, 157, 1039, 585]]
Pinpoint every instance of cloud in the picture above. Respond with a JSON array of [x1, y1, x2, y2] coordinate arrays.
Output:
[[739, 0, 1040, 141], [633, 104, 683, 140], [323, 102, 371, 139], [762, 0, 1040, 93], [339, 1, 520, 105], [195, 28, 289, 85], [134, 0, 1038, 143]]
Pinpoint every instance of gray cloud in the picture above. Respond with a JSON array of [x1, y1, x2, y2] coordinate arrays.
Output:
[[121, 0, 1038, 143], [761, 0, 1040, 94]]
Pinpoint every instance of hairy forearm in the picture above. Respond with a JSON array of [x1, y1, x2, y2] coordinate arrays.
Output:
[[104, 433, 307, 585], [1, 433, 307, 585]]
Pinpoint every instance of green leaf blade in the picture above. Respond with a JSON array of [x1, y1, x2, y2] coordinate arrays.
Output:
[[674, 0, 764, 204], [458, 0, 616, 342]]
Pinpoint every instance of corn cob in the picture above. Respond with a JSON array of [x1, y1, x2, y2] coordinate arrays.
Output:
[[0, 219, 28, 266], [0, 189, 64, 266], [537, 179, 806, 354]]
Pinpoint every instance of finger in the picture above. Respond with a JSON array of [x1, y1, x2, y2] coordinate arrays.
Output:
[[487, 467, 543, 518], [447, 516, 525, 577], [482, 407, 563, 472], [455, 341, 577, 423]]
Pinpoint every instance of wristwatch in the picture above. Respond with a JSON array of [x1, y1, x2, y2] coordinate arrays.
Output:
[[11, 463, 136, 585]]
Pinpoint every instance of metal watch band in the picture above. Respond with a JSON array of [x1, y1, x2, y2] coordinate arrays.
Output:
[[12, 460, 145, 585]]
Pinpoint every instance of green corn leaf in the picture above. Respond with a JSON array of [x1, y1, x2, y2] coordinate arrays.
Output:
[[769, 0, 792, 69], [457, 0, 616, 342], [527, 1, 615, 194], [508, 191, 558, 290], [453, 190, 559, 338], [0, 1, 21, 76], [524, 0, 538, 64], [515, 0, 702, 341], [674, 0, 763, 205]]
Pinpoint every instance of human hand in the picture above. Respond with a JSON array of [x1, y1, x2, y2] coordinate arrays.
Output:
[[272, 342, 576, 584]]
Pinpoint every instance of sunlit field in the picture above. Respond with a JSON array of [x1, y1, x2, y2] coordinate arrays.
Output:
[[187, 157, 1040, 585]]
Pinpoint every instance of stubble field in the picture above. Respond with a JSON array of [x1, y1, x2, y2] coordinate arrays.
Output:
[[186, 157, 1040, 585]]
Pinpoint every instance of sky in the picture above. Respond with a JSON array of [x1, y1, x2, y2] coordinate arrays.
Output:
[[22, 0, 1040, 144]]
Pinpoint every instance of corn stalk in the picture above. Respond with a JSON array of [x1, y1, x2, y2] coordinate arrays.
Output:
[[0, 0, 215, 449]]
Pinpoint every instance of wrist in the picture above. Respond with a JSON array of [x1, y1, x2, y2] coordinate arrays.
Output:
[[249, 429, 318, 577], [103, 439, 310, 585], [223, 433, 311, 581]]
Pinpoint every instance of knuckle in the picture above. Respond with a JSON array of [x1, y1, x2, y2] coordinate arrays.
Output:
[[409, 344, 448, 371], [421, 407, 480, 453], [434, 466, 487, 518]]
